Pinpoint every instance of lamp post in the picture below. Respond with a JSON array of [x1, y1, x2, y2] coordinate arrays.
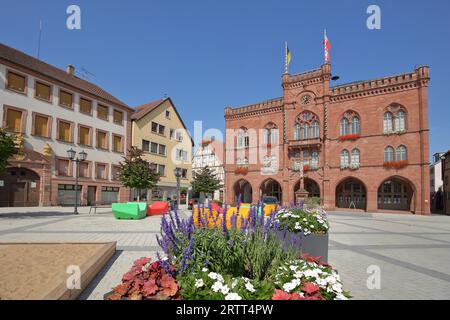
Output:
[[67, 148, 87, 215], [174, 168, 182, 210]]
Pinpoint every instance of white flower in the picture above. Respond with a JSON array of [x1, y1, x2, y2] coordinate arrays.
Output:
[[220, 285, 230, 295], [231, 279, 238, 288], [303, 218, 307, 222], [282, 281, 297, 293], [202, 268, 208, 272], [335, 293, 348, 300], [211, 281, 223, 292], [208, 272, 219, 280], [225, 292, 242, 300], [195, 279, 204, 288], [310, 225, 315, 229], [245, 282, 256, 293], [332, 283, 343, 293]]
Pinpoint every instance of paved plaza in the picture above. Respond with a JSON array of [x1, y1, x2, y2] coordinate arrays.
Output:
[[0, 207, 450, 299]]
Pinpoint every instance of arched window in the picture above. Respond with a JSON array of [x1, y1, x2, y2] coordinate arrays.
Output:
[[395, 111, 406, 132], [294, 111, 319, 141], [271, 128, 278, 145], [294, 124, 301, 140], [311, 151, 319, 168], [396, 145, 407, 161], [384, 146, 394, 162], [262, 129, 270, 144], [263, 123, 279, 146], [340, 150, 349, 167], [237, 128, 249, 148], [302, 124, 309, 140], [243, 157, 249, 167], [311, 121, 320, 139], [351, 117, 360, 135], [351, 149, 360, 165], [340, 118, 349, 136], [383, 112, 393, 133]]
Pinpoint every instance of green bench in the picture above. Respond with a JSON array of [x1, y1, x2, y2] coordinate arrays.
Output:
[[112, 202, 147, 220]]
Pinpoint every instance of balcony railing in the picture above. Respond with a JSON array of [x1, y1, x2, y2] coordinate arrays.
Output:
[[288, 138, 322, 148]]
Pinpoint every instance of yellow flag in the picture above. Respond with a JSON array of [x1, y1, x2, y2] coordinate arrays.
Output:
[[287, 45, 292, 66]]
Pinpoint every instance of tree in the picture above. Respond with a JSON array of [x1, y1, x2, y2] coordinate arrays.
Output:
[[118, 147, 160, 202], [191, 166, 222, 201], [0, 129, 19, 174]]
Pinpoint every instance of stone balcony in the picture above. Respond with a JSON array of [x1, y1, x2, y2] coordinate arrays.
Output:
[[287, 138, 322, 149]]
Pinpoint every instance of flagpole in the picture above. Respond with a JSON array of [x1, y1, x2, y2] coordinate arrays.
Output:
[[285, 41, 288, 74]]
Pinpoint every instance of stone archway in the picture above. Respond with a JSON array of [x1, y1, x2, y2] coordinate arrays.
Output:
[[294, 178, 320, 198], [336, 177, 367, 210], [233, 179, 253, 204], [377, 177, 414, 212], [260, 179, 283, 203], [0, 167, 40, 207]]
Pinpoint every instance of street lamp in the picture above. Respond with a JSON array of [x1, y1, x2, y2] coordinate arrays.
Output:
[[173, 168, 182, 210], [67, 148, 88, 215]]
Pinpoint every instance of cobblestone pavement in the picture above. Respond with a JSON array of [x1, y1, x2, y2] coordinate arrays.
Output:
[[1, 207, 450, 299]]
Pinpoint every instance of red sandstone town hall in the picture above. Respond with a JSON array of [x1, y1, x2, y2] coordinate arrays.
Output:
[[224, 63, 430, 215]]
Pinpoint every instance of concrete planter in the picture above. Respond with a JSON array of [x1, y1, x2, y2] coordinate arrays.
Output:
[[302, 233, 329, 263], [277, 231, 329, 263]]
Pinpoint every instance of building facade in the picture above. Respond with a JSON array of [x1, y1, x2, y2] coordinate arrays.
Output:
[[0, 43, 133, 207], [224, 63, 431, 214], [442, 151, 450, 215], [131, 98, 193, 202], [192, 138, 225, 201], [430, 152, 444, 212]]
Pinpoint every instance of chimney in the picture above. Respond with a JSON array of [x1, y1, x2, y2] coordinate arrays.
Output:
[[66, 64, 75, 76]]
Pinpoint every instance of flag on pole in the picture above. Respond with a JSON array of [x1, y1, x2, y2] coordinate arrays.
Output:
[[285, 42, 292, 73], [323, 30, 331, 63]]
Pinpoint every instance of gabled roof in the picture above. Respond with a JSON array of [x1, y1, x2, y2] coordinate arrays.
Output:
[[132, 97, 194, 146], [0, 42, 131, 110]]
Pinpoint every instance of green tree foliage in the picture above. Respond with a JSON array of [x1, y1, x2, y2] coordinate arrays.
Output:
[[0, 129, 19, 174], [191, 166, 222, 198], [118, 147, 160, 201]]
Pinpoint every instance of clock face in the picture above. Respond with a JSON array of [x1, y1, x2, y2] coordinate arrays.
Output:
[[301, 94, 312, 105]]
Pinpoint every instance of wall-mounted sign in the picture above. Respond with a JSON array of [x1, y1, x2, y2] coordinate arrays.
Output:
[[30, 182, 37, 189], [0, 180, 4, 187]]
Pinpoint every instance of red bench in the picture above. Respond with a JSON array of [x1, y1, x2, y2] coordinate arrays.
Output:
[[147, 202, 169, 216]]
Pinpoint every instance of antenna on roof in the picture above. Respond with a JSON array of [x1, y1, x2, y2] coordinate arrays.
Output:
[[37, 19, 43, 59], [77, 67, 96, 80]]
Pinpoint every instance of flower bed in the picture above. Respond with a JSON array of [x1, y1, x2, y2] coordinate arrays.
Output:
[[274, 207, 329, 236], [105, 205, 349, 300]]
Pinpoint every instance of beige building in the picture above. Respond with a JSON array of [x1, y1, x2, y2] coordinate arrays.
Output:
[[131, 98, 193, 202]]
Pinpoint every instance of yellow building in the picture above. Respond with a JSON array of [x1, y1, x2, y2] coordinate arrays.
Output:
[[131, 98, 193, 203]]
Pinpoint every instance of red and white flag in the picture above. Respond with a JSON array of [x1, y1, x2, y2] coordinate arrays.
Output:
[[323, 30, 331, 63]]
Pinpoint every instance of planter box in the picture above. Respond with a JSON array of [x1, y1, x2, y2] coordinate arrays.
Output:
[[276, 231, 329, 263], [302, 233, 329, 263]]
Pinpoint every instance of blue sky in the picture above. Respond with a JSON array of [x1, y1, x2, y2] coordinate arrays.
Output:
[[1, 0, 449, 156]]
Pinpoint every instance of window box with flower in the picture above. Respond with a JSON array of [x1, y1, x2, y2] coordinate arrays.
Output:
[[383, 160, 408, 169], [349, 163, 360, 170], [338, 134, 361, 141], [234, 167, 248, 175]]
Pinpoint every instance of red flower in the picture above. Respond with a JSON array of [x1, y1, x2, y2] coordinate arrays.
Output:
[[142, 279, 158, 297], [301, 282, 320, 296], [134, 257, 150, 268], [339, 134, 361, 141], [272, 289, 302, 300], [122, 271, 134, 282]]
